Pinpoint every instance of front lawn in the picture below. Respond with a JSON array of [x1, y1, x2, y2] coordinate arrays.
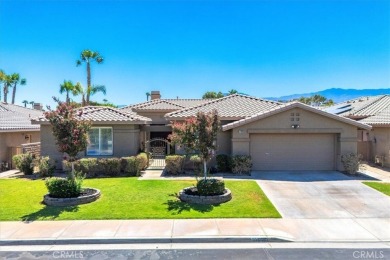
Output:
[[0, 178, 280, 221], [363, 181, 390, 196]]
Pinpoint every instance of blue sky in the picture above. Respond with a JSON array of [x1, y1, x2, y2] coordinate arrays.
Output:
[[0, 0, 389, 108]]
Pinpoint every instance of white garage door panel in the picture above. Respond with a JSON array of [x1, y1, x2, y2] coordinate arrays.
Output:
[[250, 134, 335, 171]]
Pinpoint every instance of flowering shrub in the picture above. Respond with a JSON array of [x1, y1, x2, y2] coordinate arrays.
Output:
[[12, 153, 35, 175], [341, 153, 362, 175], [231, 155, 252, 174], [165, 155, 185, 175]]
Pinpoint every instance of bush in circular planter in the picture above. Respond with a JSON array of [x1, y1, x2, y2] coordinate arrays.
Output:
[[196, 178, 225, 196], [45, 175, 83, 198]]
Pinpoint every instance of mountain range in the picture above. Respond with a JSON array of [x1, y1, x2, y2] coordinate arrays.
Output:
[[265, 88, 390, 103]]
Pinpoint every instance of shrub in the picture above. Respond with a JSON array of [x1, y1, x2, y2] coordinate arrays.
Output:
[[37, 156, 56, 177], [100, 158, 121, 176], [121, 156, 140, 176], [341, 153, 362, 175], [136, 153, 149, 171], [196, 178, 225, 196], [45, 174, 83, 198], [12, 153, 35, 175], [78, 158, 99, 177], [231, 155, 252, 174], [216, 154, 232, 172], [165, 155, 185, 175], [189, 155, 202, 172]]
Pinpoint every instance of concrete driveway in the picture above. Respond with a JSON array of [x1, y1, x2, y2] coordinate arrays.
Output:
[[253, 171, 390, 219]]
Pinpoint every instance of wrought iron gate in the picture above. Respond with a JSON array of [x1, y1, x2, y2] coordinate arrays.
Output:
[[146, 138, 170, 169]]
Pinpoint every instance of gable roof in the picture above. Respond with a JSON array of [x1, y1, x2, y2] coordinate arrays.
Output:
[[166, 94, 282, 120], [0, 102, 43, 131], [325, 95, 390, 125], [222, 101, 372, 131], [121, 98, 212, 112], [33, 106, 151, 125]]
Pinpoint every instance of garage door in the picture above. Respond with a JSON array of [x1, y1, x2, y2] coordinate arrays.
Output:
[[250, 134, 335, 171]]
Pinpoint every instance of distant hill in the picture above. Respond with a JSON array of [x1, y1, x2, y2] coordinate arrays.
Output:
[[265, 88, 390, 103]]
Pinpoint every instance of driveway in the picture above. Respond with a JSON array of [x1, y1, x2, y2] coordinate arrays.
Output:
[[253, 171, 390, 219]]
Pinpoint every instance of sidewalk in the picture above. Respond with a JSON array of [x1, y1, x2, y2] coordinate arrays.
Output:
[[1, 218, 389, 246]]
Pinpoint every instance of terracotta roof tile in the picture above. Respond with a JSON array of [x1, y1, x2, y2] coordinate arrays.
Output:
[[121, 98, 212, 112], [0, 102, 42, 131], [166, 94, 281, 119]]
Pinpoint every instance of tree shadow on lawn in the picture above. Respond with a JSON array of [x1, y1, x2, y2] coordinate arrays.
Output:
[[21, 204, 79, 222], [164, 193, 220, 215]]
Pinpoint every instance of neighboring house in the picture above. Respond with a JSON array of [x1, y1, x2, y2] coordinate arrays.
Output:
[[326, 95, 390, 166], [34, 91, 371, 171], [33, 106, 151, 169], [0, 102, 43, 168]]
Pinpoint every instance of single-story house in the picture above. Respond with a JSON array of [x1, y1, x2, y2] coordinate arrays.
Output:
[[326, 95, 390, 167], [0, 102, 43, 169], [34, 91, 371, 171]]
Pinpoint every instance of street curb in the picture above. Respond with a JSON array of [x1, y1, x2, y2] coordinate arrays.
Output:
[[0, 236, 292, 246]]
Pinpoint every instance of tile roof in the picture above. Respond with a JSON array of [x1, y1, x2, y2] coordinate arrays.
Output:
[[325, 95, 390, 125], [0, 102, 43, 131], [222, 101, 372, 131], [166, 94, 282, 120], [33, 106, 151, 124], [121, 99, 212, 112]]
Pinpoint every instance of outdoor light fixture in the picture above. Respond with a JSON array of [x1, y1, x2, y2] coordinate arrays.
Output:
[[291, 124, 300, 129]]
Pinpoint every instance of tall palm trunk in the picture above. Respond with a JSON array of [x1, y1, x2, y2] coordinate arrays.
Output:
[[3, 85, 8, 103], [66, 91, 70, 104], [86, 62, 91, 105], [11, 83, 16, 104]]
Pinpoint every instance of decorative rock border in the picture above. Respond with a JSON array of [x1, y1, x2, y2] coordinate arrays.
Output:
[[179, 187, 232, 205], [43, 188, 101, 206]]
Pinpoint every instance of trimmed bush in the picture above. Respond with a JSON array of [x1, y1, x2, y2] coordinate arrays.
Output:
[[341, 153, 362, 175], [216, 154, 232, 172], [45, 174, 83, 198], [37, 156, 56, 177], [12, 153, 35, 175], [136, 153, 149, 171], [165, 155, 185, 175], [231, 155, 252, 174], [189, 155, 202, 172], [121, 156, 140, 176], [196, 178, 225, 196], [100, 158, 121, 176]]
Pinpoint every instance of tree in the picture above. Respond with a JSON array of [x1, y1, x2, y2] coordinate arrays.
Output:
[[74, 84, 106, 106], [1, 73, 13, 103], [169, 110, 220, 180], [76, 50, 104, 105], [202, 91, 224, 99], [29, 101, 35, 108], [59, 80, 82, 104], [0, 70, 5, 101], [228, 89, 238, 95], [22, 100, 29, 107], [146, 92, 150, 101], [10, 73, 26, 104], [44, 98, 91, 179]]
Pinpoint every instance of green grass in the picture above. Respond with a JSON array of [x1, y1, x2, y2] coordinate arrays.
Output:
[[0, 178, 280, 221], [363, 181, 390, 196]]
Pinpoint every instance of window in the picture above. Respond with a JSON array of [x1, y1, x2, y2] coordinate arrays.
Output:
[[87, 127, 113, 156]]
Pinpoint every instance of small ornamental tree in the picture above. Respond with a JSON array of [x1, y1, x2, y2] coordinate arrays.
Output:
[[169, 110, 220, 180], [45, 98, 91, 179]]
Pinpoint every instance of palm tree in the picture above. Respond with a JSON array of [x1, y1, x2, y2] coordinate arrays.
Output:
[[59, 80, 82, 104], [29, 101, 35, 108], [73, 83, 106, 106], [22, 100, 29, 107], [2, 74, 13, 103], [76, 50, 104, 105], [146, 92, 150, 101], [0, 70, 4, 101], [228, 89, 238, 95], [10, 73, 26, 104]]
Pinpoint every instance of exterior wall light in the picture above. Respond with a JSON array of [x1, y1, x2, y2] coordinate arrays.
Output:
[[291, 124, 300, 129]]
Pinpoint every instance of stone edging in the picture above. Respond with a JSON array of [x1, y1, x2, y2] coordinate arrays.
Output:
[[43, 188, 101, 206], [179, 187, 232, 205]]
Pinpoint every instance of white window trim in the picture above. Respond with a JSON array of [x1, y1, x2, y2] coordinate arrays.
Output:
[[87, 127, 113, 156]]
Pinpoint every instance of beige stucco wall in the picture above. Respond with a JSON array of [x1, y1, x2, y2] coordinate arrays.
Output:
[[0, 131, 40, 166], [229, 108, 358, 171], [40, 124, 141, 169], [368, 127, 390, 167]]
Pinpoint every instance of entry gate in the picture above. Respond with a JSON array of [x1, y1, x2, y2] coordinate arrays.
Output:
[[146, 138, 170, 169]]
